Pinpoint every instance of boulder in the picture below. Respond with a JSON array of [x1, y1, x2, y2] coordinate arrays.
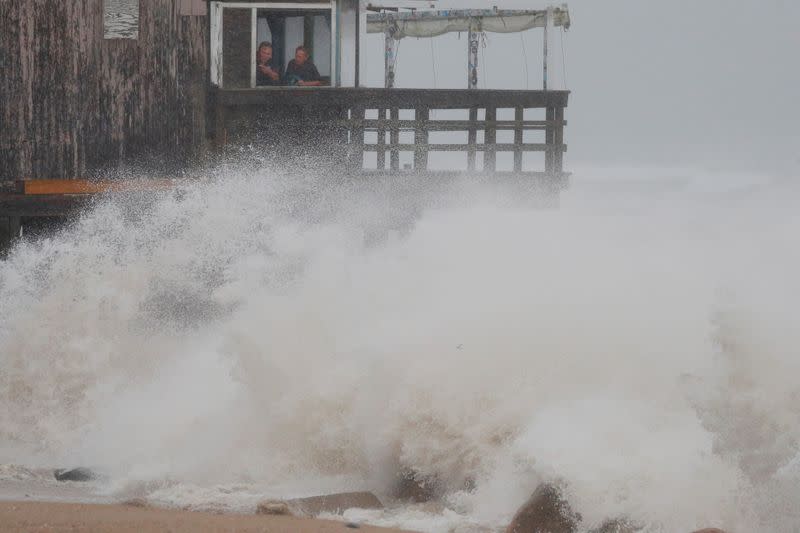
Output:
[[121, 498, 149, 508], [288, 491, 383, 516], [256, 500, 291, 516], [394, 469, 440, 503], [257, 492, 383, 518], [506, 484, 581, 533], [53, 467, 95, 482]]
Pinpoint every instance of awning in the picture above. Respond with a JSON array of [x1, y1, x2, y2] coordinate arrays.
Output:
[[366, 8, 570, 39]]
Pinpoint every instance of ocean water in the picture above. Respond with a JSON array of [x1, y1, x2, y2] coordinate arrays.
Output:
[[0, 164, 798, 532]]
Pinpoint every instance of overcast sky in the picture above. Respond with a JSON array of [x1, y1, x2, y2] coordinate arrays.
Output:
[[363, 0, 800, 174]]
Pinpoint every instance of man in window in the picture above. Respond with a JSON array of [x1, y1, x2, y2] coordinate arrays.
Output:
[[284, 46, 323, 87], [256, 42, 281, 86]]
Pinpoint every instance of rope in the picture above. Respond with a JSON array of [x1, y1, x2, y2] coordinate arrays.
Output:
[[430, 38, 438, 89], [560, 27, 568, 90], [520, 33, 530, 90], [480, 32, 488, 89]]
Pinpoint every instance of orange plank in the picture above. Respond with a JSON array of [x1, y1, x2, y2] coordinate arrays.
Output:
[[19, 179, 177, 195]]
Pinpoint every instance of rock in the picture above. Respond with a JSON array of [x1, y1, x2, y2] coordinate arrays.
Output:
[[590, 518, 643, 533], [506, 484, 581, 533], [345, 523, 361, 529], [287, 491, 383, 517], [121, 498, 149, 508], [691, 530, 728, 533], [53, 467, 95, 482], [394, 469, 440, 503], [256, 500, 291, 516]]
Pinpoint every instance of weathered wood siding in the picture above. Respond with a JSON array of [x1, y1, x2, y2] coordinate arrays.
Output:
[[0, 0, 208, 182]]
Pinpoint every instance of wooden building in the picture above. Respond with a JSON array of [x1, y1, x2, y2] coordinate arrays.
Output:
[[0, 0, 570, 252]]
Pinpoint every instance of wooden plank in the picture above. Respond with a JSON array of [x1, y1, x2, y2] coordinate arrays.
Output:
[[414, 107, 430, 171], [18, 179, 176, 195]]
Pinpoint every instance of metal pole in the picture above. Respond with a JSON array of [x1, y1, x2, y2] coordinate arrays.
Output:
[[543, 8, 549, 91], [468, 25, 479, 89], [384, 22, 397, 88]]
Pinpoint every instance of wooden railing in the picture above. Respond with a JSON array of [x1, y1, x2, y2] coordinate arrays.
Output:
[[214, 87, 570, 181]]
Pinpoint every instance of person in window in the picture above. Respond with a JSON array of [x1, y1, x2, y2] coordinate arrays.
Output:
[[256, 42, 281, 86], [284, 46, 323, 87]]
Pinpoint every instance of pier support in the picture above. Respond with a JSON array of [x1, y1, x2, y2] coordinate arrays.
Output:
[[0, 216, 21, 256]]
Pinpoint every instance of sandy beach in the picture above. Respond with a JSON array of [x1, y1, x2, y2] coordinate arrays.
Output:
[[0, 501, 418, 533]]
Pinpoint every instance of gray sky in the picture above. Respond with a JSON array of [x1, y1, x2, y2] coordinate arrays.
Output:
[[363, 0, 800, 173]]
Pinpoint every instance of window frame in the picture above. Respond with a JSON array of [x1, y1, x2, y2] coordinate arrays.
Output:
[[210, 1, 338, 89]]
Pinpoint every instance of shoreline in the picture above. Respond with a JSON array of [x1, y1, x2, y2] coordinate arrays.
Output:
[[0, 501, 419, 533]]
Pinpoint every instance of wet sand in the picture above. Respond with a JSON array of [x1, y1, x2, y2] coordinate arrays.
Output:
[[0, 501, 418, 533]]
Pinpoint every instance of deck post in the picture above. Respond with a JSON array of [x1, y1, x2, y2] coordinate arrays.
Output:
[[545, 106, 555, 175], [377, 108, 387, 170], [214, 103, 228, 148], [390, 107, 400, 170], [0, 217, 9, 254], [351, 104, 366, 171], [554, 106, 565, 178], [513, 106, 524, 172], [414, 107, 430, 171], [1, 216, 21, 254], [484, 106, 497, 172], [467, 106, 478, 170], [9, 216, 21, 241]]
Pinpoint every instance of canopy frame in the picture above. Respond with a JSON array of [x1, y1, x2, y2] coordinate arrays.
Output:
[[367, 6, 570, 89]]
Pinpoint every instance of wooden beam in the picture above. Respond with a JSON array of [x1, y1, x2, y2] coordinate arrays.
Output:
[[354, 119, 567, 131], [17, 179, 176, 195], [216, 87, 570, 109], [362, 143, 565, 152], [0, 194, 92, 217]]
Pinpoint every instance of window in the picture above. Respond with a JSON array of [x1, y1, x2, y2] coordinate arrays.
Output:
[[255, 9, 332, 85], [210, 1, 359, 89], [103, 0, 140, 40]]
